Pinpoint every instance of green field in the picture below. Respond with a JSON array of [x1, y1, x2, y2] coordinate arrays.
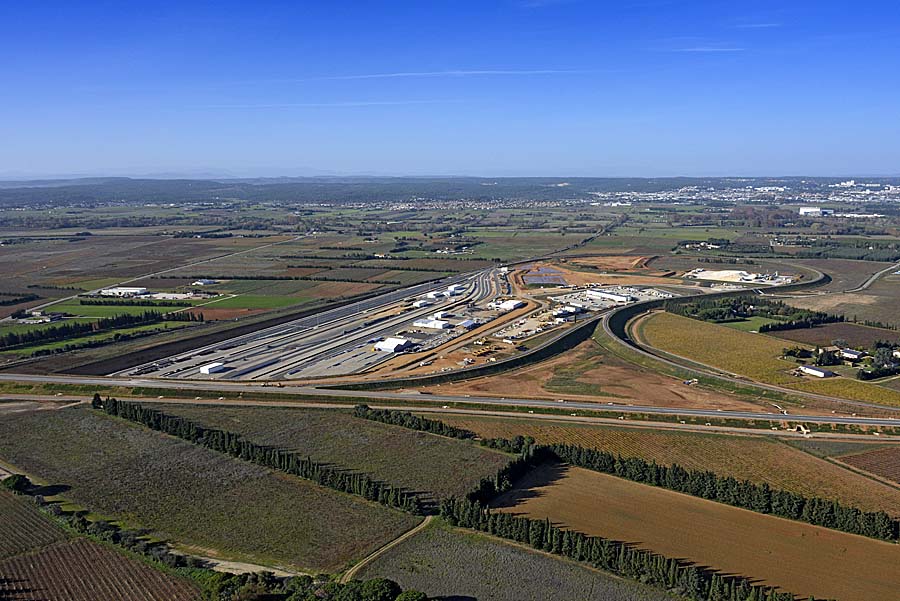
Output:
[[0, 322, 191, 355], [0, 317, 98, 335], [45, 301, 186, 317], [719, 316, 783, 332], [156, 405, 512, 501], [358, 519, 674, 601], [0, 406, 419, 572]]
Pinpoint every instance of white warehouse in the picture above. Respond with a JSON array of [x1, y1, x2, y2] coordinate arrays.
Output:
[[585, 290, 633, 304], [199, 362, 226, 375], [497, 299, 526, 312], [413, 318, 451, 330], [99, 286, 148, 297], [375, 337, 413, 352], [798, 365, 835, 378]]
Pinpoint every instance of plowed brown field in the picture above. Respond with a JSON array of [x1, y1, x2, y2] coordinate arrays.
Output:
[[495, 464, 900, 601], [0, 539, 199, 600], [839, 446, 900, 484]]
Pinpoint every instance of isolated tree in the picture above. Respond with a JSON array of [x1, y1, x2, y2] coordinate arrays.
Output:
[[873, 347, 894, 369]]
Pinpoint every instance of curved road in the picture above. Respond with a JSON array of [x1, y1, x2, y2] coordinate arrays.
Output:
[[603, 306, 900, 417]]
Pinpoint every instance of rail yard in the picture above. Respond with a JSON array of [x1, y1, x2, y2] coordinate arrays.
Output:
[[121, 268, 509, 380]]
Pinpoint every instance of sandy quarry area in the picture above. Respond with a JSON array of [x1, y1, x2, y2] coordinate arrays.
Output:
[[430, 340, 770, 412], [512, 260, 679, 291]]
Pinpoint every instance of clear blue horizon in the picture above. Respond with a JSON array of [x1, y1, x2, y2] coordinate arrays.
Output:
[[3, 1, 899, 178]]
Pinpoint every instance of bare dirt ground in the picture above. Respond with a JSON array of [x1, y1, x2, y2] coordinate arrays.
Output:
[[511, 261, 676, 289], [567, 255, 654, 271], [786, 292, 879, 313], [434, 340, 769, 412], [494, 464, 900, 601]]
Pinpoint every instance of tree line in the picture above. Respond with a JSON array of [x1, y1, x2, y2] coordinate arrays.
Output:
[[0, 311, 183, 350], [30, 324, 186, 357], [353, 405, 475, 439], [95, 397, 424, 515], [0, 292, 40, 306], [78, 297, 194, 307]]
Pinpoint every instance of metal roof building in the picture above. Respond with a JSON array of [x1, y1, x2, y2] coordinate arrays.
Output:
[[374, 337, 413, 352]]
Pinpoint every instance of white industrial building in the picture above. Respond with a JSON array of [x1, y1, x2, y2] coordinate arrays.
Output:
[[426, 291, 445, 300], [199, 362, 226, 375], [446, 284, 465, 295], [456, 319, 477, 329], [585, 290, 633, 304], [432, 311, 451, 319], [799, 207, 834, 217], [413, 318, 451, 330], [99, 286, 148, 297], [799, 365, 835, 378], [497, 299, 526, 312], [412, 300, 431, 308], [374, 337, 413, 352], [192, 279, 218, 286]]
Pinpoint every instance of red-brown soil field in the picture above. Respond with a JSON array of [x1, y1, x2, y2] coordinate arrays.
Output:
[[838, 446, 900, 484], [0, 539, 199, 601], [494, 464, 900, 601], [0, 490, 66, 560]]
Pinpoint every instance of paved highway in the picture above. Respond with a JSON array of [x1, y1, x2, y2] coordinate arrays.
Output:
[[2, 373, 898, 427]]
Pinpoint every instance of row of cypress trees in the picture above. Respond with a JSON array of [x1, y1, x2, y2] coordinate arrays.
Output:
[[353, 404, 476, 439], [95, 397, 425, 515]]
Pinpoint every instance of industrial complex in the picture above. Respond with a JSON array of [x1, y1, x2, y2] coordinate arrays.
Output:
[[120, 265, 681, 382]]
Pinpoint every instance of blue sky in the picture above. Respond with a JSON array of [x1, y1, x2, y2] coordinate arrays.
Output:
[[2, 1, 899, 177]]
